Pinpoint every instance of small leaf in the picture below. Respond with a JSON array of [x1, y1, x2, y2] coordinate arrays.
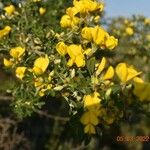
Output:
[[86, 57, 96, 75]]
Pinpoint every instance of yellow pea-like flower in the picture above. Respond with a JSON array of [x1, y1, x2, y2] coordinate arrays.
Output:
[[96, 57, 106, 76], [116, 63, 127, 82], [144, 18, 150, 25], [74, 55, 85, 67], [4, 5, 15, 15], [125, 27, 134, 36], [67, 44, 85, 67], [60, 15, 79, 28], [60, 15, 72, 28], [67, 58, 74, 67], [39, 7, 46, 15], [3, 58, 13, 67], [98, 3, 104, 12], [83, 48, 92, 56], [126, 67, 142, 81], [84, 92, 101, 110], [92, 26, 107, 45], [133, 78, 150, 101], [105, 36, 118, 50], [80, 111, 99, 126], [82, 26, 107, 45], [84, 124, 96, 134], [73, 0, 103, 14], [116, 63, 141, 83], [15, 67, 26, 80], [66, 7, 79, 17], [0, 26, 11, 38], [73, 0, 88, 14], [34, 77, 43, 87], [102, 66, 114, 80], [10, 47, 25, 59], [133, 77, 144, 83], [81, 27, 93, 41], [87, 0, 99, 12], [81, 92, 102, 134], [67, 45, 82, 59], [33, 55, 49, 75], [56, 42, 67, 56], [71, 16, 80, 27]]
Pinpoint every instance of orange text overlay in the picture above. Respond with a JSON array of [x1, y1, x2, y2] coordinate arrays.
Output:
[[116, 136, 149, 142]]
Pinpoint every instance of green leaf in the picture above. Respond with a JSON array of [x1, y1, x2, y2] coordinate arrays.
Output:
[[86, 57, 96, 75]]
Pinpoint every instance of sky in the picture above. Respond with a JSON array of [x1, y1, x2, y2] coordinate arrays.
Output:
[[105, 0, 150, 17]]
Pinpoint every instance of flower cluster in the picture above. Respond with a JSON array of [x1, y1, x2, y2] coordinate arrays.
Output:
[[81, 26, 118, 50], [60, 0, 104, 28], [54, 0, 150, 134], [80, 92, 101, 134]]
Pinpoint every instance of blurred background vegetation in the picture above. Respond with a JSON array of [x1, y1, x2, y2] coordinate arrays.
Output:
[[0, 0, 150, 150]]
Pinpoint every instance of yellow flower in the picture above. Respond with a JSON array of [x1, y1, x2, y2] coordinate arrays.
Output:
[[15, 67, 26, 80], [133, 77, 144, 83], [105, 36, 118, 50], [60, 15, 79, 28], [94, 16, 100, 23], [34, 77, 43, 87], [83, 48, 92, 56], [95, 57, 114, 81], [34, 76, 52, 97], [60, 15, 71, 28], [84, 124, 96, 134], [4, 5, 15, 15], [81, 92, 102, 134], [33, 55, 49, 75], [133, 78, 150, 101], [67, 44, 85, 67], [92, 26, 107, 45], [125, 27, 134, 36], [80, 111, 99, 134], [81, 111, 99, 126], [98, 3, 104, 12], [39, 90, 45, 97], [3, 58, 13, 67], [84, 92, 101, 110], [66, 7, 79, 17], [10, 47, 25, 59], [144, 18, 150, 25], [81, 27, 93, 41], [116, 63, 142, 83], [38, 84, 52, 97], [0, 26, 11, 38], [82, 26, 108, 45], [102, 66, 114, 80], [39, 7, 46, 15], [96, 57, 106, 76], [73, 0, 103, 14], [56, 42, 67, 56]]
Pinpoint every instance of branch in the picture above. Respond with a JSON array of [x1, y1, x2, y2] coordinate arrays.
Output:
[[36, 110, 69, 122], [0, 96, 14, 101]]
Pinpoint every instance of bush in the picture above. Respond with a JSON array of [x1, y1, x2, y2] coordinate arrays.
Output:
[[0, 0, 150, 149]]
